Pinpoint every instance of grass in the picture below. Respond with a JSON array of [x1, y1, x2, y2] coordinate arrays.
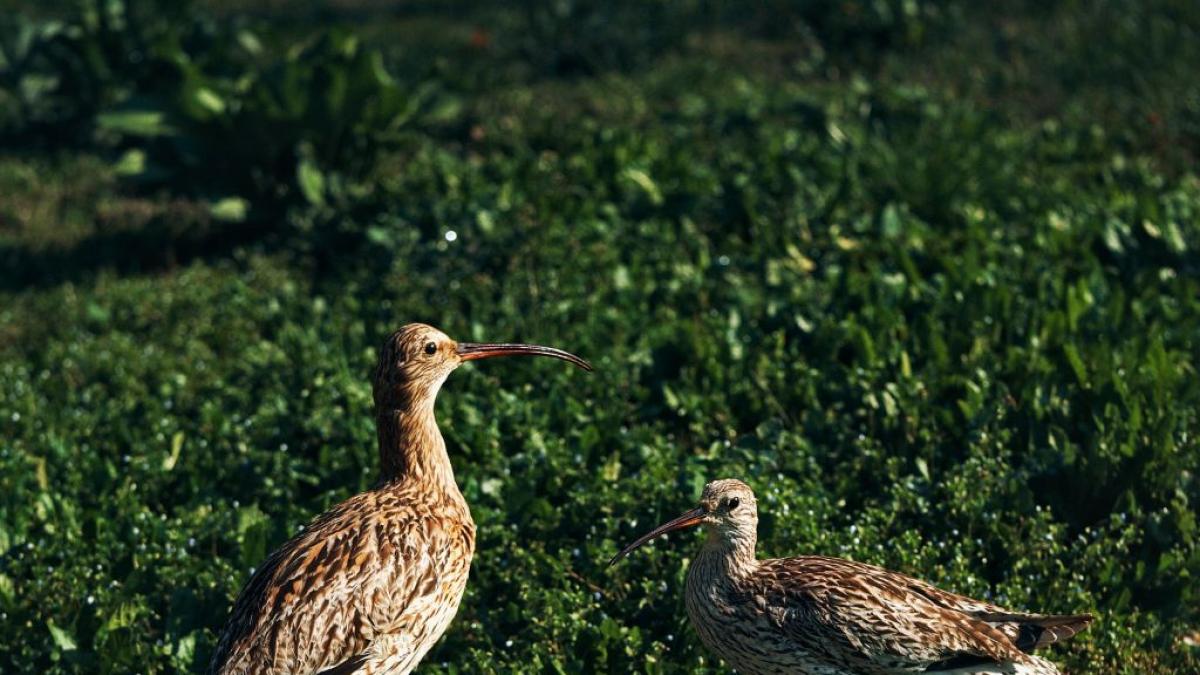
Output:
[[1, 1, 1198, 672]]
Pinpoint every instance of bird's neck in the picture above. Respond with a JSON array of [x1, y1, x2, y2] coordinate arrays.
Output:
[[697, 528, 758, 578], [375, 399, 459, 496]]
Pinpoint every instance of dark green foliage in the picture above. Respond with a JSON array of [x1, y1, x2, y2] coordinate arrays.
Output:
[[1, 0, 445, 217], [0, 0, 224, 144], [503, 0, 686, 77], [1, 1, 1198, 673]]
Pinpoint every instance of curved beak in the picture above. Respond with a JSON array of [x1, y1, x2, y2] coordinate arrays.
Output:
[[456, 342, 592, 371], [609, 506, 706, 566]]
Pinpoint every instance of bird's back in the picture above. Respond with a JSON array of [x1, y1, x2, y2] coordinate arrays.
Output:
[[210, 483, 475, 675], [685, 554, 1089, 675]]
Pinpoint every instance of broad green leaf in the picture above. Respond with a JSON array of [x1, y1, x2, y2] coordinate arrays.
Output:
[[210, 197, 249, 222], [47, 621, 76, 652], [97, 109, 176, 137], [297, 158, 326, 205]]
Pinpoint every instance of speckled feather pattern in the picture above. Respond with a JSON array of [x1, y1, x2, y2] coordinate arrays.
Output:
[[209, 483, 474, 675], [209, 325, 478, 675], [670, 480, 1092, 675]]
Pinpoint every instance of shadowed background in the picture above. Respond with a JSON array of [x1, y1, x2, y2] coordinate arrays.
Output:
[[0, 0, 1197, 672]]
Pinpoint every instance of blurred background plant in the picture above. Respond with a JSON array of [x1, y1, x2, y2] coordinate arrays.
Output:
[[0, 0, 1197, 673]]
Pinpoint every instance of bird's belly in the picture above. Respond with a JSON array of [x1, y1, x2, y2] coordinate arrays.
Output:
[[371, 607, 463, 675], [375, 533, 474, 674]]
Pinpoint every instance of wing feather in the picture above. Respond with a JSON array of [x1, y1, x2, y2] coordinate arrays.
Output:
[[756, 556, 1034, 671], [209, 488, 460, 675]]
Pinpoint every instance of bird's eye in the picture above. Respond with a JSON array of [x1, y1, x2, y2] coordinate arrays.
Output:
[[424, 341, 438, 355], [727, 497, 740, 511]]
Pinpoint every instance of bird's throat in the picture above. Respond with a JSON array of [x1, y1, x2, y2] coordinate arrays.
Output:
[[700, 529, 758, 576], [375, 404, 458, 493]]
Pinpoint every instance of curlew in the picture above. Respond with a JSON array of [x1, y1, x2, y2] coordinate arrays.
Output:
[[209, 323, 591, 675], [611, 479, 1092, 675]]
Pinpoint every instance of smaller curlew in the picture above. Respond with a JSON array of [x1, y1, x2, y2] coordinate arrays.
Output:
[[610, 479, 1092, 675]]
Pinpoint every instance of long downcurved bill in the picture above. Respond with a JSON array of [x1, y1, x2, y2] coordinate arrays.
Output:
[[609, 506, 705, 566], [456, 342, 593, 371]]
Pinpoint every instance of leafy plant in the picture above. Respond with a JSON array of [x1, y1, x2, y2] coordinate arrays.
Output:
[[101, 28, 442, 210], [1, 1, 446, 220], [0, 1, 1198, 673], [0, 0, 228, 144]]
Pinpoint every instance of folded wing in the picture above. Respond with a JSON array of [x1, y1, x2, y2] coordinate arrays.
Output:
[[210, 489, 457, 675], [757, 556, 1090, 673]]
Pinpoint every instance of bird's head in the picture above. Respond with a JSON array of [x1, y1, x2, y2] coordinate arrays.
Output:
[[372, 323, 592, 412], [609, 478, 758, 565]]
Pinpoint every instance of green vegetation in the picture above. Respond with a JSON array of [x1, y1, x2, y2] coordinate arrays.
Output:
[[1, 0, 1197, 672]]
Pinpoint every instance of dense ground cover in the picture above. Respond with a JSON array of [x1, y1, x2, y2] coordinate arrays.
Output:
[[1, 1, 1198, 672]]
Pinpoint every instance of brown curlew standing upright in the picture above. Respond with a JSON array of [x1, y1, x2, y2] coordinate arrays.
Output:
[[209, 323, 591, 675], [611, 479, 1093, 675]]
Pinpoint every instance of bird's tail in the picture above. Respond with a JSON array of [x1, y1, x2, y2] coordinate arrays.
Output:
[[928, 653, 1063, 675], [978, 612, 1094, 652]]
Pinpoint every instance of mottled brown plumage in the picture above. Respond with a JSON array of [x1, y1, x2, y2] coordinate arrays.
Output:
[[611, 479, 1093, 675], [210, 323, 590, 675]]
